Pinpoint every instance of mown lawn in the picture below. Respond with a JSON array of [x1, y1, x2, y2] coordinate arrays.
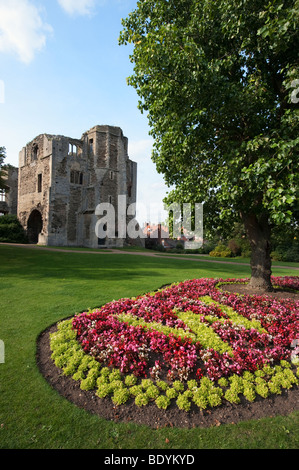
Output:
[[0, 244, 298, 450]]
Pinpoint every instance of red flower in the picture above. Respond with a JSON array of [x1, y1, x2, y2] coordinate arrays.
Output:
[[72, 276, 299, 383]]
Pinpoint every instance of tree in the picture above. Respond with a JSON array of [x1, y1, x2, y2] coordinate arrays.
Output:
[[120, 0, 299, 290]]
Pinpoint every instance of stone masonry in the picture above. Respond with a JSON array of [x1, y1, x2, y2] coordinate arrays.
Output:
[[16, 125, 137, 247], [0, 165, 18, 215]]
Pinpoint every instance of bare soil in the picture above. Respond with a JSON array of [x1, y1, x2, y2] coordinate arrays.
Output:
[[220, 283, 299, 301], [36, 284, 299, 429]]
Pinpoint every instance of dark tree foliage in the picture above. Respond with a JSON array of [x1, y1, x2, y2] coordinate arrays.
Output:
[[120, 0, 299, 290]]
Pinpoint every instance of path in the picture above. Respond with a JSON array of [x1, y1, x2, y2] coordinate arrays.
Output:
[[1, 242, 298, 270]]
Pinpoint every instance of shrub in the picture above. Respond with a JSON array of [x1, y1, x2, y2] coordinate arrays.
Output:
[[268, 380, 282, 395], [112, 388, 130, 405], [80, 366, 100, 390], [193, 391, 208, 409], [0, 215, 28, 243], [271, 250, 283, 261], [141, 378, 152, 390], [63, 351, 85, 376], [243, 381, 256, 402], [255, 381, 269, 398], [72, 370, 85, 381], [100, 367, 111, 378], [241, 248, 251, 257], [209, 250, 221, 257], [109, 369, 122, 382], [96, 376, 108, 386], [145, 385, 160, 400], [155, 395, 171, 409], [176, 392, 191, 411], [80, 376, 96, 391], [207, 391, 223, 407], [187, 379, 198, 391], [229, 375, 244, 394], [281, 369, 298, 388], [227, 239, 242, 256], [124, 374, 138, 387], [156, 380, 169, 391], [224, 389, 241, 404], [198, 240, 217, 254], [129, 385, 143, 396], [209, 243, 232, 258], [173, 380, 184, 392], [165, 387, 178, 399], [109, 380, 124, 392], [96, 383, 113, 398], [218, 377, 228, 387], [135, 393, 149, 407], [271, 243, 299, 262]]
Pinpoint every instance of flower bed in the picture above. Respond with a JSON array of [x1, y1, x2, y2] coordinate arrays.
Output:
[[50, 276, 299, 411]]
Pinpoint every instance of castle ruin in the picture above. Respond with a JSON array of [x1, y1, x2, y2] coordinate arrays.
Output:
[[2, 125, 138, 248]]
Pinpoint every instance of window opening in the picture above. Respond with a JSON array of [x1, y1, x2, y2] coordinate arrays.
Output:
[[89, 139, 94, 154], [70, 170, 83, 185], [32, 144, 38, 161], [38, 174, 42, 193], [0, 190, 5, 202]]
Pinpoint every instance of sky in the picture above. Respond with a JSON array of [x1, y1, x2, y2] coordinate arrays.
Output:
[[0, 0, 170, 225]]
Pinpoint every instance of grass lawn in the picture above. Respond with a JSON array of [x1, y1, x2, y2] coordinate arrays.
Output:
[[0, 244, 298, 450]]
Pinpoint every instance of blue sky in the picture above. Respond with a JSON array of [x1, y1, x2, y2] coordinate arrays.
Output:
[[0, 0, 169, 224]]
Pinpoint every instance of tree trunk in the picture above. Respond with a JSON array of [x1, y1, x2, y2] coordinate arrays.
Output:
[[241, 211, 273, 291]]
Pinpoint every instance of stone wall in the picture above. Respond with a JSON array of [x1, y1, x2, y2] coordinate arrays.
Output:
[[0, 165, 18, 215], [17, 125, 137, 247], [18, 134, 53, 241]]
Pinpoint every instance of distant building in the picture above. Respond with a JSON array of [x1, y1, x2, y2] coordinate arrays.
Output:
[[3, 125, 137, 247], [143, 223, 185, 249], [143, 223, 169, 243], [143, 222, 202, 250]]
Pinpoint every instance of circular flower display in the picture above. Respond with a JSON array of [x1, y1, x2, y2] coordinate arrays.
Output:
[[50, 277, 299, 411]]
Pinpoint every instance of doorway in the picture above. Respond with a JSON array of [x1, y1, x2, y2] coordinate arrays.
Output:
[[27, 210, 43, 244]]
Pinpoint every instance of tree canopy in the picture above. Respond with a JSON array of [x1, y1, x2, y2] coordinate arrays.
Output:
[[120, 0, 299, 289]]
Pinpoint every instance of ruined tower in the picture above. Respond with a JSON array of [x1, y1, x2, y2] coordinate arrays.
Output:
[[17, 125, 137, 247], [0, 166, 18, 216]]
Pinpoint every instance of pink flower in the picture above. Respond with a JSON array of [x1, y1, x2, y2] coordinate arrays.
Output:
[[72, 276, 299, 383]]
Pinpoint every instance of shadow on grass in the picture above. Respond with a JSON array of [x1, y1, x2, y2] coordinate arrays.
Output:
[[0, 244, 253, 284]]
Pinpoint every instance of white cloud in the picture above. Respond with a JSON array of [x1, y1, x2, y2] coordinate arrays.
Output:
[[57, 0, 98, 16], [128, 139, 170, 224], [128, 139, 153, 163], [0, 0, 52, 64]]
